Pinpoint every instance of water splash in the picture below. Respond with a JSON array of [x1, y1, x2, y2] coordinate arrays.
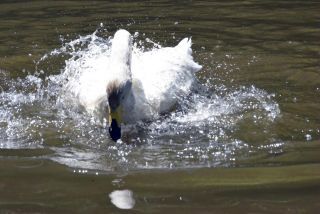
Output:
[[0, 30, 281, 171]]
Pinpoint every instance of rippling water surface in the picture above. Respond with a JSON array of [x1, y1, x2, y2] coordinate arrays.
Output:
[[0, 0, 319, 213]]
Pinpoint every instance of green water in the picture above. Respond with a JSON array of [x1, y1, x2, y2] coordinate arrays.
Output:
[[0, 0, 320, 213]]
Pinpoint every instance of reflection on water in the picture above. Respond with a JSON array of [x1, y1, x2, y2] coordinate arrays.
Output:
[[109, 189, 135, 210], [0, 0, 320, 213]]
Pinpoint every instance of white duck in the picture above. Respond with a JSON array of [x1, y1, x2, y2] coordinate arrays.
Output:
[[73, 29, 202, 141]]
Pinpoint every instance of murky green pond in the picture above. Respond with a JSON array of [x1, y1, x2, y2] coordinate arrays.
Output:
[[0, 0, 320, 213]]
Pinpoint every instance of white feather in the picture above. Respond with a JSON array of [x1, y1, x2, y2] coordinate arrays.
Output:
[[64, 29, 202, 125]]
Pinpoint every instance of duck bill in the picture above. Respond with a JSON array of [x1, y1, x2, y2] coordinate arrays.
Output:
[[108, 107, 122, 141]]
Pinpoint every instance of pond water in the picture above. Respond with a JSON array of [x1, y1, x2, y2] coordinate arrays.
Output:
[[0, 0, 319, 213]]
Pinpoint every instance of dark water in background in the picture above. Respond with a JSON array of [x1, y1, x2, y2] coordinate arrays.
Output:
[[0, 0, 320, 213]]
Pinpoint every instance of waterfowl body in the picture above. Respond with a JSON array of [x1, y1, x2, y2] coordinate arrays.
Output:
[[71, 29, 202, 141]]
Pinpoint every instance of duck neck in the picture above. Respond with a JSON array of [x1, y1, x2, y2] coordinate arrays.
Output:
[[110, 31, 132, 80]]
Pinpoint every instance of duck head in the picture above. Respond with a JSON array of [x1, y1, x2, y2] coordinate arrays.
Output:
[[107, 80, 132, 141]]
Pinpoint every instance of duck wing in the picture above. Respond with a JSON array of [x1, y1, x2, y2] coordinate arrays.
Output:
[[129, 38, 202, 119]]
